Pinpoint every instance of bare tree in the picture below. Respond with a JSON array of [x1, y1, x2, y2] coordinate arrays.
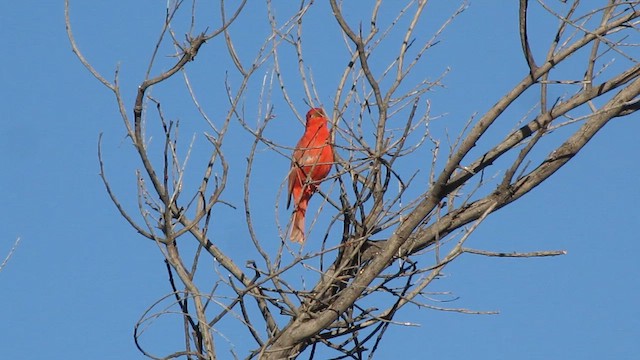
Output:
[[66, 0, 640, 359]]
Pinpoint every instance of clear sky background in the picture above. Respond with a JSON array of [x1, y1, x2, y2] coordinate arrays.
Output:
[[1, 1, 639, 359]]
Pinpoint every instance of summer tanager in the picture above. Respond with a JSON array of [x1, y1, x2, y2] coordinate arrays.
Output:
[[287, 108, 334, 243]]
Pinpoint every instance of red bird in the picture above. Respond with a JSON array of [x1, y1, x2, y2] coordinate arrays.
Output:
[[287, 108, 334, 243]]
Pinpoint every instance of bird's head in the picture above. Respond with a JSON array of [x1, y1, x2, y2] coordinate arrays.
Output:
[[305, 108, 328, 127]]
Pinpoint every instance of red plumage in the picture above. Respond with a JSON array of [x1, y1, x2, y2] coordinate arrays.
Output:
[[287, 108, 334, 243]]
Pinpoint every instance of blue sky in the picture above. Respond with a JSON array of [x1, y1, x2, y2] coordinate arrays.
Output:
[[1, 1, 639, 359]]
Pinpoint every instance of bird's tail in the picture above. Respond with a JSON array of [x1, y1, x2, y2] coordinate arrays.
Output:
[[289, 201, 308, 243]]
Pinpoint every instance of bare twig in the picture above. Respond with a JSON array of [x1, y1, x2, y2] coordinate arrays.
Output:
[[0, 237, 21, 272]]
